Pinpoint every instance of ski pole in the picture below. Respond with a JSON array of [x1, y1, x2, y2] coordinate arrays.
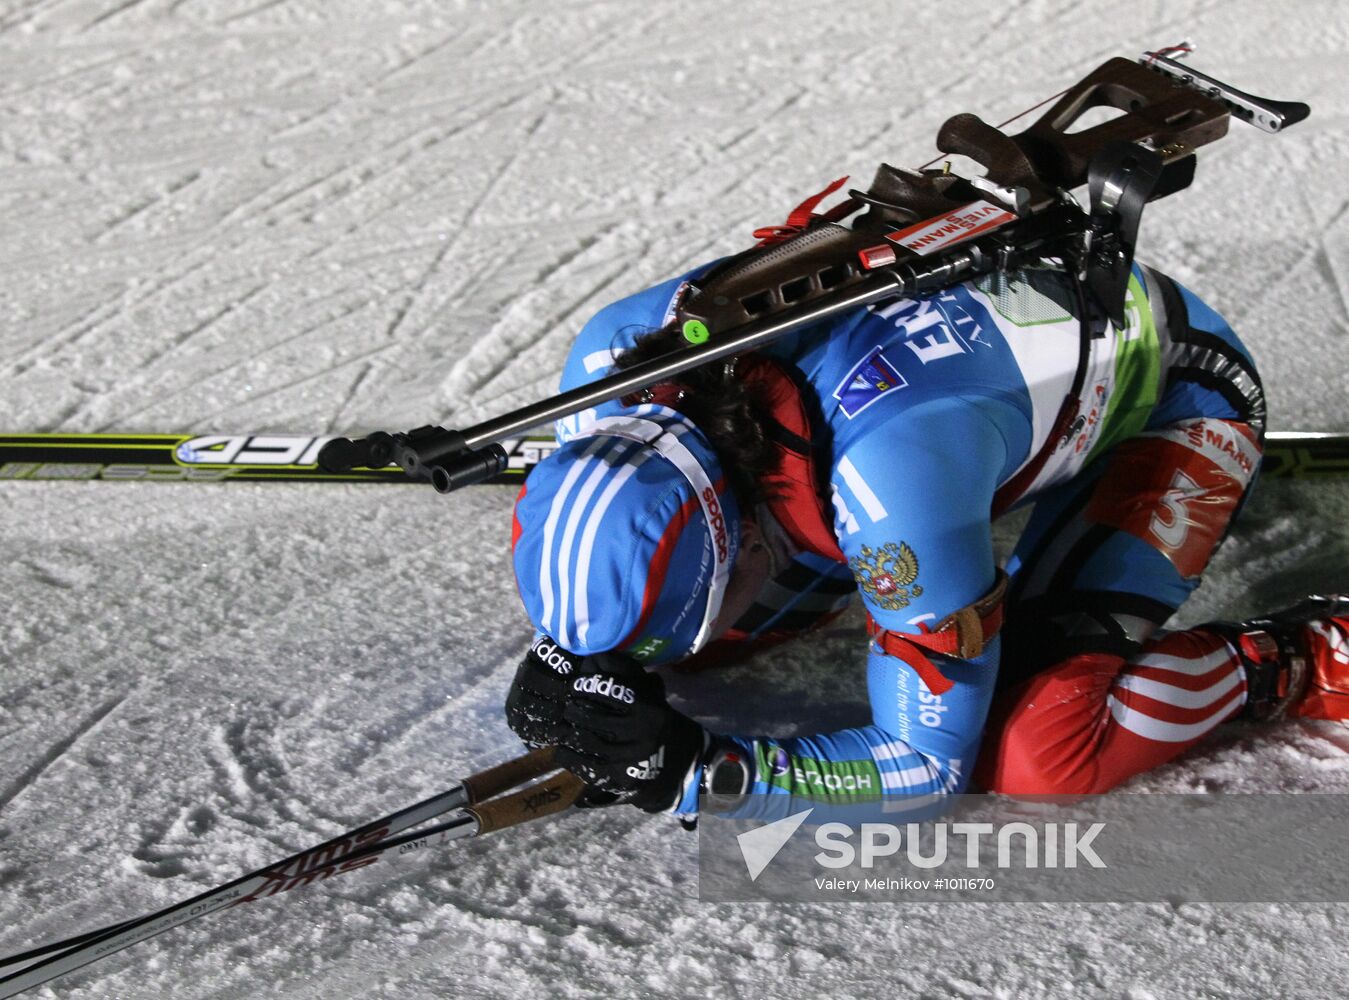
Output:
[[0, 749, 584, 999], [0, 746, 562, 970]]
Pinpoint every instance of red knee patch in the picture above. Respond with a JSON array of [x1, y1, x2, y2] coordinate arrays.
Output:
[[1085, 419, 1261, 578]]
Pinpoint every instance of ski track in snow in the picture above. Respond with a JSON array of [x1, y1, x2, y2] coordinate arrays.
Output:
[[1, 1, 1348, 998]]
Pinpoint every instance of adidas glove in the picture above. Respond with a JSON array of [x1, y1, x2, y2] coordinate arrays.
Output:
[[505, 634, 584, 749], [554, 651, 705, 813]]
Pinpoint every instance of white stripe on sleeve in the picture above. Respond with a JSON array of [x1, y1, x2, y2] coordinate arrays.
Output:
[[837, 454, 889, 523], [582, 349, 617, 374]]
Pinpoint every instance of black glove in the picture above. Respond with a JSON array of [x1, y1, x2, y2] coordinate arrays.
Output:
[[554, 652, 706, 813], [505, 634, 584, 749], [504, 635, 626, 810]]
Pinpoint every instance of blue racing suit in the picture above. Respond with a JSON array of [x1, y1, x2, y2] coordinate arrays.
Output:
[[556, 258, 1264, 817]]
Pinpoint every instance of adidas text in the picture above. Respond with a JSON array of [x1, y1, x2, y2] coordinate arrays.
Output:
[[573, 675, 636, 704]]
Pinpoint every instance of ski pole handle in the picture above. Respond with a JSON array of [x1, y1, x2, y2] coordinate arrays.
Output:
[[461, 746, 560, 804], [465, 769, 587, 835]]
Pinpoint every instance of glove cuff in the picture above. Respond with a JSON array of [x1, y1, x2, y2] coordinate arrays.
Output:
[[630, 713, 707, 814], [656, 732, 753, 820], [668, 730, 711, 817]]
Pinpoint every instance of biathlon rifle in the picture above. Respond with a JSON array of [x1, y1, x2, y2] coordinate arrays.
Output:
[[319, 46, 1310, 492]]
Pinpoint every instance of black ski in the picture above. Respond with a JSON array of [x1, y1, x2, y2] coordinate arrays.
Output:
[[1261, 432, 1349, 479], [0, 432, 557, 485], [2, 430, 1344, 483]]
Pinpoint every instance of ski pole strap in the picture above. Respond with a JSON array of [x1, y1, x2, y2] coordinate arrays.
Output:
[[461, 745, 559, 804], [864, 571, 1008, 695], [466, 769, 587, 834]]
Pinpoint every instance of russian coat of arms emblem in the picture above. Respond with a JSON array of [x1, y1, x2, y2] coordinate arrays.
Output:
[[848, 541, 923, 610]]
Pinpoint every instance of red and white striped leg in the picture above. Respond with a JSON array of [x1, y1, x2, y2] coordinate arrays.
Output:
[[977, 629, 1247, 794]]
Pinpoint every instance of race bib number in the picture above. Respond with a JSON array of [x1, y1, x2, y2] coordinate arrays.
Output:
[[1085, 419, 1262, 578]]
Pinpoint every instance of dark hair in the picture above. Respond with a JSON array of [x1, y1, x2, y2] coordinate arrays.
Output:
[[611, 326, 777, 511]]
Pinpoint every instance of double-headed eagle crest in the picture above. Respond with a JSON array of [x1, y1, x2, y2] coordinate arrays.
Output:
[[848, 542, 923, 610]]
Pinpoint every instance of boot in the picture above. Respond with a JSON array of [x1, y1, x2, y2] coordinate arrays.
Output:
[[1205, 596, 1349, 721]]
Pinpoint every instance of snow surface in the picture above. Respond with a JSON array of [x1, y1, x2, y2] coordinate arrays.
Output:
[[2, 1, 1348, 997]]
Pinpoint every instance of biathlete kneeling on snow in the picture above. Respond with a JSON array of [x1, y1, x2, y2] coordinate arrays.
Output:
[[503, 175, 1349, 820]]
